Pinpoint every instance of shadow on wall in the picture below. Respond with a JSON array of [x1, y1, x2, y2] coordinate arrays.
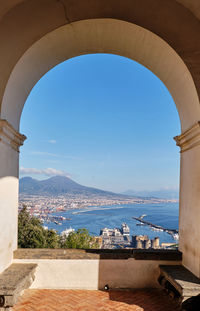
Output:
[[83, 249, 182, 290], [98, 258, 161, 289]]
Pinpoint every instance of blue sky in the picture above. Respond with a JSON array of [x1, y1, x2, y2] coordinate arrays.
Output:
[[19, 54, 181, 193]]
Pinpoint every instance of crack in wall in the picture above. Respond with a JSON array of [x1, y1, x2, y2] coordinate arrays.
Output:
[[56, 0, 72, 25]]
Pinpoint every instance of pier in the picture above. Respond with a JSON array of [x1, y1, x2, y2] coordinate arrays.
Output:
[[132, 217, 178, 238]]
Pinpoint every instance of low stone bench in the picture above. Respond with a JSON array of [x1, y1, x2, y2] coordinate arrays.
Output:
[[158, 265, 200, 307], [0, 263, 37, 310]]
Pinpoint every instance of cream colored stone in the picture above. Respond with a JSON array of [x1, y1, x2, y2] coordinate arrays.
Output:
[[174, 122, 200, 152], [174, 122, 200, 277], [0, 160, 18, 273], [1, 19, 199, 132], [0, 119, 26, 152], [0, 121, 25, 273], [178, 144, 200, 277], [13, 259, 181, 290], [0, 5, 199, 280]]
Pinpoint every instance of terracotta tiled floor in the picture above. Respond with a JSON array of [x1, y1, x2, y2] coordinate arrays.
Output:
[[13, 289, 180, 311]]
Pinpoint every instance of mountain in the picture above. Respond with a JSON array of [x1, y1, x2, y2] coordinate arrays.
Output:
[[122, 189, 179, 199], [19, 176, 122, 197]]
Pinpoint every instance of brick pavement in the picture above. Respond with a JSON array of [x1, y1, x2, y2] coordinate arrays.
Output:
[[13, 289, 180, 311]]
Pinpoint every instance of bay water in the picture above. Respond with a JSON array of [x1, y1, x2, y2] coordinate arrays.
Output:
[[44, 202, 179, 243]]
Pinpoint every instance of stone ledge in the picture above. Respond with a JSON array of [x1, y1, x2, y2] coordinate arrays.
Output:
[[133, 249, 182, 261], [0, 263, 37, 308], [159, 265, 200, 301], [14, 248, 182, 261]]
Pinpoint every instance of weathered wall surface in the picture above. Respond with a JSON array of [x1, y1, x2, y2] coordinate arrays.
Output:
[[175, 122, 200, 277], [0, 1, 200, 132], [13, 258, 181, 290], [2, 19, 199, 132], [179, 148, 200, 277], [0, 121, 25, 273], [0, 145, 19, 273]]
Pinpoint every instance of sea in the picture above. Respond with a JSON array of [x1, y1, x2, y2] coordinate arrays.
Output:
[[43, 202, 179, 244]]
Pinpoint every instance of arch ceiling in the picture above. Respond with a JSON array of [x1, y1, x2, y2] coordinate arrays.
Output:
[[0, 0, 199, 133]]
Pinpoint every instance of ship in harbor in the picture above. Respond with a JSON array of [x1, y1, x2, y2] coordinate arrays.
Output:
[[100, 223, 131, 248]]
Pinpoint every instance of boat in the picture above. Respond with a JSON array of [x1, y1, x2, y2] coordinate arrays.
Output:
[[139, 214, 147, 219], [172, 233, 179, 240]]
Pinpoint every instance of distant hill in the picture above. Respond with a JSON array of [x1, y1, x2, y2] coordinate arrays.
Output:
[[122, 189, 179, 199], [19, 176, 124, 197]]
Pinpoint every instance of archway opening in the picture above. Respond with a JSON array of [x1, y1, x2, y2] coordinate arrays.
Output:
[[1, 17, 200, 275], [19, 53, 180, 250]]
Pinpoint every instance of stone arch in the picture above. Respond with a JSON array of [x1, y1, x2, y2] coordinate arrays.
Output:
[[0, 5, 199, 279], [1, 19, 199, 132]]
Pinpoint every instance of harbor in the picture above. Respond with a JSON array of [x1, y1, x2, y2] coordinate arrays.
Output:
[[40, 203, 179, 244]]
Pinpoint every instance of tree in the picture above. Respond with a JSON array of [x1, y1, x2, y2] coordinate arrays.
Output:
[[18, 207, 98, 249], [60, 228, 99, 249], [45, 229, 60, 249], [18, 206, 60, 248]]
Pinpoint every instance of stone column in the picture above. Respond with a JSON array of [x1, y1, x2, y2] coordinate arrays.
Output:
[[174, 122, 200, 277], [0, 119, 26, 273]]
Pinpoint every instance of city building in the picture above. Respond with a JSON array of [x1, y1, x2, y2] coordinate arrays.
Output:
[[100, 223, 130, 248], [132, 235, 160, 249]]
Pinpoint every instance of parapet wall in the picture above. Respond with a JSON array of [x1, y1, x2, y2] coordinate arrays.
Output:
[[13, 249, 181, 290]]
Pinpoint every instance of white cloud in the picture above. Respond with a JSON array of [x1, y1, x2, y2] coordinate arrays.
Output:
[[20, 167, 70, 177], [30, 150, 82, 160], [48, 140, 56, 144], [30, 151, 60, 157]]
